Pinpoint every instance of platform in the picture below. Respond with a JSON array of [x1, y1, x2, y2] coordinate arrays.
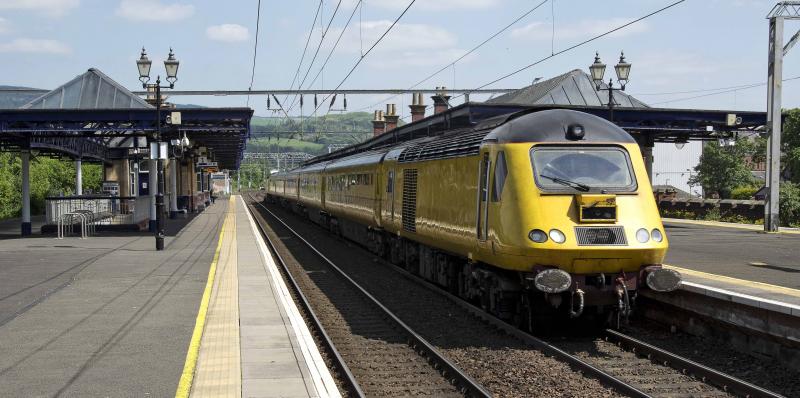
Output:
[[0, 195, 338, 397], [185, 196, 338, 398], [664, 218, 800, 290], [0, 198, 227, 396], [642, 218, 800, 354]]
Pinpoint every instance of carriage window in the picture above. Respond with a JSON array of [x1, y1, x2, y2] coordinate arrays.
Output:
[[491, 151, 507, 202]]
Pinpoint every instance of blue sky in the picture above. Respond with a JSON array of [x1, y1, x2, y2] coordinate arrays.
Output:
[[1, 0, 798, 119]]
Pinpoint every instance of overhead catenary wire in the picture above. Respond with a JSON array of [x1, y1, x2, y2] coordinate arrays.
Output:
[[356, 0, 548, 113], [288, 0, 363, 113], [459, 0, 687, 100], [282, 1, 324, 106], [287, 0, 345, 111], [309, 0, 417, 116], [246, 0, 263, 107], [396, 0, 687, 121], [649, 76, 800, 105]]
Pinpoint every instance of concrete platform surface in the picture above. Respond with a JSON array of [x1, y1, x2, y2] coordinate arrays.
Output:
[[0, 199, 227, 397], [664, 219, 800, 290], [188, 196, 338, 398]]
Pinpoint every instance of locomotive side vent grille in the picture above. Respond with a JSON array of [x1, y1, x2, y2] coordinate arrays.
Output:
[[402, 169, 418, 232], [574, 226, 628, 246]]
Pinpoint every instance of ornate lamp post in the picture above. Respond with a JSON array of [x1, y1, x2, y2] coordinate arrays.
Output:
[[137, 47, 179, 251], [590, 51, 631, 121]]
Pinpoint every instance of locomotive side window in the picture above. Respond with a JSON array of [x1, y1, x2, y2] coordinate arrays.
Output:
[[387, 171, 394, 193], [530, 146, 637, 192], [479, 153, 490, 202], [491, 151, 507, 202]]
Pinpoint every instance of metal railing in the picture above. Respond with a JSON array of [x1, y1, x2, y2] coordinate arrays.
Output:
[[45, 196, 142, 233]]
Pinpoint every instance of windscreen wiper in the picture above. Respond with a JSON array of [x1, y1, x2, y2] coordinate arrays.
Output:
[[540, 174, 591, 192]]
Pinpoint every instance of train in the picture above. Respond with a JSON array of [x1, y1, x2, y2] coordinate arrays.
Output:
[[265, 105, 681, 329]]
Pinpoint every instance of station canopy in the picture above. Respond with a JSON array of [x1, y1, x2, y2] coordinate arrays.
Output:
[[0, 68, 252, 169]]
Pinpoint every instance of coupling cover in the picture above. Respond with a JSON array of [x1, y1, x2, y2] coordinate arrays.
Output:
[[646, 268, 682, 292]]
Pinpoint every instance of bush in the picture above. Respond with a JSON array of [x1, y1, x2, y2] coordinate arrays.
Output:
[[780, 182, 800, 227], [703, 207, 721, 221], [730, 186, 759, 200]]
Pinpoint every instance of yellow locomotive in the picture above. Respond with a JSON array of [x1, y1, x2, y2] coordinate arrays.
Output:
[[267, 106, 680, 328]]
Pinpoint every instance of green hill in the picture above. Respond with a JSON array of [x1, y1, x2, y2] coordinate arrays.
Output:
[[248, 112, 382, 155]]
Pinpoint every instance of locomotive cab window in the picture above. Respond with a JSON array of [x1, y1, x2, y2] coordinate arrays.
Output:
[[530, 146, 636, 193]]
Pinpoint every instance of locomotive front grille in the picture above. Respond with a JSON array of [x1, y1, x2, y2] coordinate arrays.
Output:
[[574, 226, 628, 246]]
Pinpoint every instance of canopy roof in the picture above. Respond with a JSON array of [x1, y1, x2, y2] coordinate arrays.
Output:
[[486, 69, 648, 108], [1, 68, 252, 169], [22, 68, 152, 110]]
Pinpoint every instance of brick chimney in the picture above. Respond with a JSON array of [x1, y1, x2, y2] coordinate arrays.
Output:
[[384, 104, 399, 132], [431, 86, 451, 114], [372, 110, 386, 137], [409, 92, 426, 122]]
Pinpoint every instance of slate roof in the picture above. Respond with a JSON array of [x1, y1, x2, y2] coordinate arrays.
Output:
[[486, 69, 648, 108], [21, 68, 152, 109]]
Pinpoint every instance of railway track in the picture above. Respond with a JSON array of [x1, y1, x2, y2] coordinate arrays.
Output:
[[245, 194, 490, 397], [246, 193, 785, 398]]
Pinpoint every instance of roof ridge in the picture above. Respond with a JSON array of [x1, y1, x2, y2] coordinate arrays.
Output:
[[21, 68, 153, 109]]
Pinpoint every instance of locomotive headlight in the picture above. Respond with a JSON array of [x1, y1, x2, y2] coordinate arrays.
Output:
[[534, 269, 572, 293], [549, 229, 566, 244], [651, 228, 663, 242], [529, 229, 548, 243], [636, 228, 650, 243]]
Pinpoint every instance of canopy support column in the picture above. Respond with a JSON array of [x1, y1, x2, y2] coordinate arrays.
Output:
[[169, 159, 178, 218], [21, 151, 31, 236], [149, 158, 157, 232], [75, 158, 82, 196]]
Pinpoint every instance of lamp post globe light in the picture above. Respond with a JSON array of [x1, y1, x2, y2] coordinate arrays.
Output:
[[136, 47, 179, 251], [589, 51, 631, 121]]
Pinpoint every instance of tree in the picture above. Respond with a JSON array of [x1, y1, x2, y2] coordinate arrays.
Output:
[[782, 108, 800, 183], [689, 141, 754, 199]]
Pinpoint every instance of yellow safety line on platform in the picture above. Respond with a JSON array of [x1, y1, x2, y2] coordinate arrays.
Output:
[[667, 265, 800, 298], [175, 200, 234, 398], [663, 218, 800, 234]]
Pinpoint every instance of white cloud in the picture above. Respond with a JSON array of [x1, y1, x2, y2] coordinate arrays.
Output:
[[317, 21, 457, 54], [0, 0, 79, 17], [206, 24, 249, 42], [344, 0, 498, 10], [511, 18, 649, 41], [116, 0, 194, 22], [0, 17, 9, 34], [0, 38, 71, 54]]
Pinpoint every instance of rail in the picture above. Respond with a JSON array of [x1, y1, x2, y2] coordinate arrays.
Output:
[[604, 329, 785, 398], [246, 194, 492, 397]]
